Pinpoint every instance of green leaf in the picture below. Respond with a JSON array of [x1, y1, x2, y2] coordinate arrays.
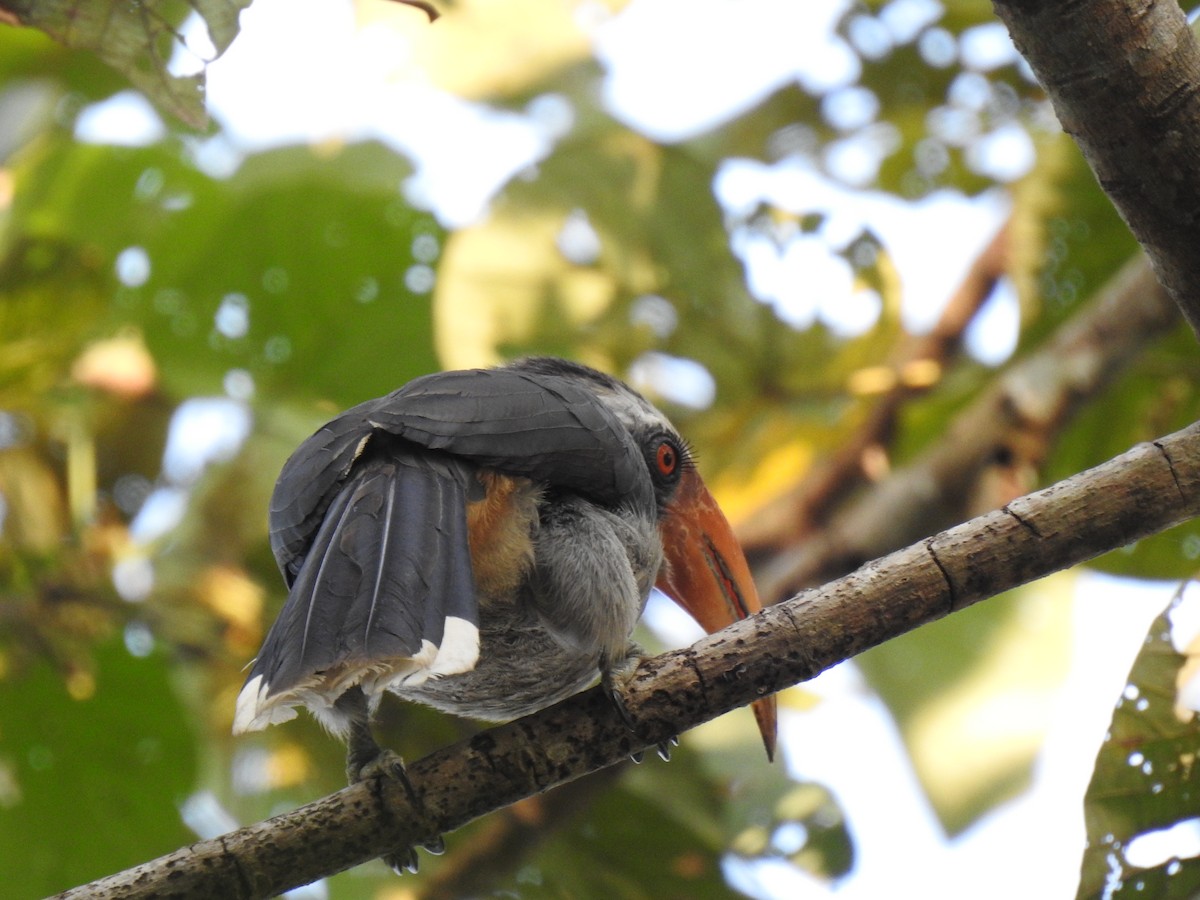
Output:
[[0, 236, 110, 404], [10, 136, 443, 406], [0, 21, 127, 118], [1010, 135, 1141, 346], [1078, 591, 1200, 899], [3, 0, 253, 126], [0, 640, 198, 896], [129, 143, 443, 405]]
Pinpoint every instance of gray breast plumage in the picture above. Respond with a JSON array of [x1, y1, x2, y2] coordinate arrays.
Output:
[[399, 495, 662, 721]]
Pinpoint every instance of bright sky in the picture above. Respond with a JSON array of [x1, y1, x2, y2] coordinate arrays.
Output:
[[70, 0, 1187, 895]]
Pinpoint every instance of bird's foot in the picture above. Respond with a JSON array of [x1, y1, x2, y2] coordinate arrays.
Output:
[[386, 845, 421, 876], [626, 735, 679, 764], [345, 747, 431, 874], [602, 648, 678, 764], [347, 745, 408, 787], [339, 688, 444, 876], [382, 837, 447, 876], [348, 749, 446, 875]]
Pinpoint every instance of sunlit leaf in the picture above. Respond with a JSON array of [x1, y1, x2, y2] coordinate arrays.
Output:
[[412, 0, 594, 99], [1077, 592, 1200, 899], [2, 0, 252, 127]]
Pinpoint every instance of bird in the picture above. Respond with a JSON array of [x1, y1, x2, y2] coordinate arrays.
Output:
[[233, 356, 777, 866]]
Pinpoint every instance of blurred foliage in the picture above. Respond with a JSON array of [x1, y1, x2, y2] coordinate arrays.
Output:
[[1078, 588, 1200, 899], [857, 576, 1076, 835], [502, 751, 746, 900], [0, 640, 197, 896], [1, 0, 1199, 897], [11, 135, 441, 404]]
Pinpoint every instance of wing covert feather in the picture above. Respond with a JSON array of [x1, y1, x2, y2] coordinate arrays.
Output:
[[366, 368, 646, 500], [268, 366, 651, 580]]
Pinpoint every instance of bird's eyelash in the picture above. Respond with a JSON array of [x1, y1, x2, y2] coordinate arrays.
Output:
[[678, 438, 698, 470]]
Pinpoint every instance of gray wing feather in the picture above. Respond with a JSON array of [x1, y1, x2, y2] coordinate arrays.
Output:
[[248, 446, 476, 699]]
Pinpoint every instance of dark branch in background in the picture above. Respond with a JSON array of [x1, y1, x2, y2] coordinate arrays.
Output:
[[747, 250, 1180, 601], [993, 0, 1200, 339], [418, 767, 623, 900], [55, 420, 1200, 900], [390, 0, 441, 21], [754, 256, 1180, 601], [741, 220, 1011, 558]]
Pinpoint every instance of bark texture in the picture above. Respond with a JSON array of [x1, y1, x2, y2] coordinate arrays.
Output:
[[993, 0, 1200, 338]]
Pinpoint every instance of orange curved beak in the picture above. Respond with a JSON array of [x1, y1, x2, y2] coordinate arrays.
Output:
[[656, 468, 778, 761]]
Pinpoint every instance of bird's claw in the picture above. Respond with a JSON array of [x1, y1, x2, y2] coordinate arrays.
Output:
[[632, 738, 678, 764], [602, 647, 643, 731], [655, 736, 679, 762], [386, 846, 420, 876], [608, 684, 639, 733], [347, 745, 444, 876], [604, 663, 677, 764], [610, 688, 645, 763]]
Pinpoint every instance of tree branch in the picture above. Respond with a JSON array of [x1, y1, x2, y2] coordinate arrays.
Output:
[[753, 254, 1180, 600], [739, 219, 1011, 557], [993, 0, 1200, 339], [56, 419, 1200, 899]]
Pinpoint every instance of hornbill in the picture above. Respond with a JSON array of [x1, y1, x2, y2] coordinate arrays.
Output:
[[233, 357, 776, 866]]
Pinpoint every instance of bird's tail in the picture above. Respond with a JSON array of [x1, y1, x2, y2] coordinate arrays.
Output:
[[233, 448, 481, 736]]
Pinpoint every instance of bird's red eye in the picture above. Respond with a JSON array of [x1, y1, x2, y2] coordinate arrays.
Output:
[[656, 441, 678, 476]]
